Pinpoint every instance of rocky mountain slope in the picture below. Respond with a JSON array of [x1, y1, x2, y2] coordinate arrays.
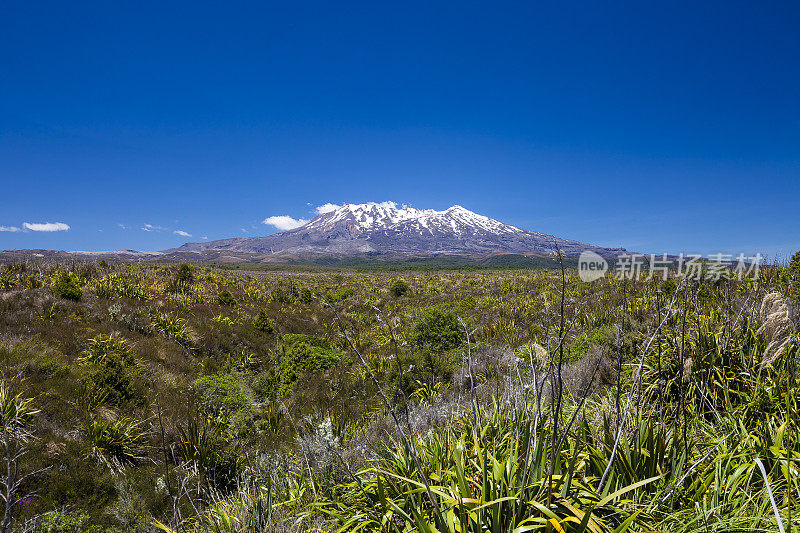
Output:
[[172, 202, 626, 258]]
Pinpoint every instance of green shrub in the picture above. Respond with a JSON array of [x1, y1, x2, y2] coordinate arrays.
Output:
[[327, 286, 355, 302], [789, 249, 800, 298], [0, 271, 16, 291], [175, 263, 194, 284], [194, 373, 250, 416], [53, 272, 82, 301], [283, 333, 331, 350], [570, 325, 613, 359], [83, 355, 139, 408], [279, 338, 342, 393], [253, 310, 274, 333], [150, 311, 190, 343], [458, 295, 477, 312], [389, 278, 410, 297], [298, 286, 314, 303], [216, 290, 236, 306], [272, 286, 291, 303], [253, 368, 280, 402], [33, 509, 105, 533], [80, 335, 135, 367], [167, 264, 194, 294], [410, 307, 462, 354], [82, 417, 146, 470], [25, 274, 43, 289], [175, 416, 240, 494], [94, 273, 149, 300]]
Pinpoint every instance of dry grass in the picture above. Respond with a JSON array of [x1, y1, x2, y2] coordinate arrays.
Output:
[[758, 291, 794, 367]]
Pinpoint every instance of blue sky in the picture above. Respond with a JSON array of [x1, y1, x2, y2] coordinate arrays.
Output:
[[1, 1, 798, 257]]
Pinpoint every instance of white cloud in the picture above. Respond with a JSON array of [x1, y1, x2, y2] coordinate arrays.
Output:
[[141, 224, 167, 232], [315, 203, 341, 215], [23, 222, 70, 232], [117, 223, 128, 230], [173, 230, 192, 237], [262, 215, 308, 231], [0, 226, 21, 232]]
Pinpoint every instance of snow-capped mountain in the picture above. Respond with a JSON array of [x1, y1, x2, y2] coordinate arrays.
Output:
[[174, 202, 626, 257]]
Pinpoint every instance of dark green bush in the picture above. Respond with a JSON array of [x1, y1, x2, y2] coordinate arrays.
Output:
[[389, 278, 410, 297], [0, 270, 18, 291], [283, 333, 330, 350], [253, 368, 280, 402], [326, 286, 355, 302], [25, 274, 43, 289], [279, 337, 342, 394], [253, 310, 274, 333], [175, 416, 240, 494], [83, 354, 139, 407], [789, 249, 800, 299], [272, 286, 291, 303], [175, 263, 194, 284], [53, 272, 82, 301], [216, 290, 237, 306], [34, 509, 106, 532], [298, 287, 313, 303], [194, 373, 250, 416], [167, 264, 194, 293], [410, 307, 462, 354], [570, 325, 613, 359]]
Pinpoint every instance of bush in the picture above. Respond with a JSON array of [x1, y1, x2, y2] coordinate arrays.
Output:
[[570, 325, 613, 359], [279, 337, 342, 394], [53, 272, 82, 301], [175, 416, 240, 494], [80, 335, 135, 367], [789, 249, 800, 299], [166, 263, 195, 294], [82, 417, 146, 470], [389, 278, 410, 297], [216, 290, 236, 306], [253, 310, 274, 333], [272, 286, 291, 303], [253, 368, 280, 402], [298, 286, 314, 303], [283, 333, 331, 350], [83, 354, 139, 407], [0, 271, 16, 291], [25, 274, 43, 289], [327, 286, 355, 302], [194, 373, 250, 416], [410, 307, 462, 354], [175, 263, 194, 284], [150, 311, 190, 343], [32, 509, 106, 533]]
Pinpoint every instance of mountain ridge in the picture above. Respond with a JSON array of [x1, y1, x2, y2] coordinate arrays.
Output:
[[171, 202, 627, 258]]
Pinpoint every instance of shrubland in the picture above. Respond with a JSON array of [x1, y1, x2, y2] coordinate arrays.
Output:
[[0, 258, 796, 531]]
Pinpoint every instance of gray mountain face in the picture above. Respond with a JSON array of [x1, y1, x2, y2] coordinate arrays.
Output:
[[173, 202, 626, 258]]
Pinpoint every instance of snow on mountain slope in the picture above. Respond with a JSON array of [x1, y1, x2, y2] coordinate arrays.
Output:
[[173, 202, 626, 258], [306, 202, 526, 236]]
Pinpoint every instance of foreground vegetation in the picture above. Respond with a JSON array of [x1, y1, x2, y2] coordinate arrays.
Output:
[[0, 254, 798, 531]]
